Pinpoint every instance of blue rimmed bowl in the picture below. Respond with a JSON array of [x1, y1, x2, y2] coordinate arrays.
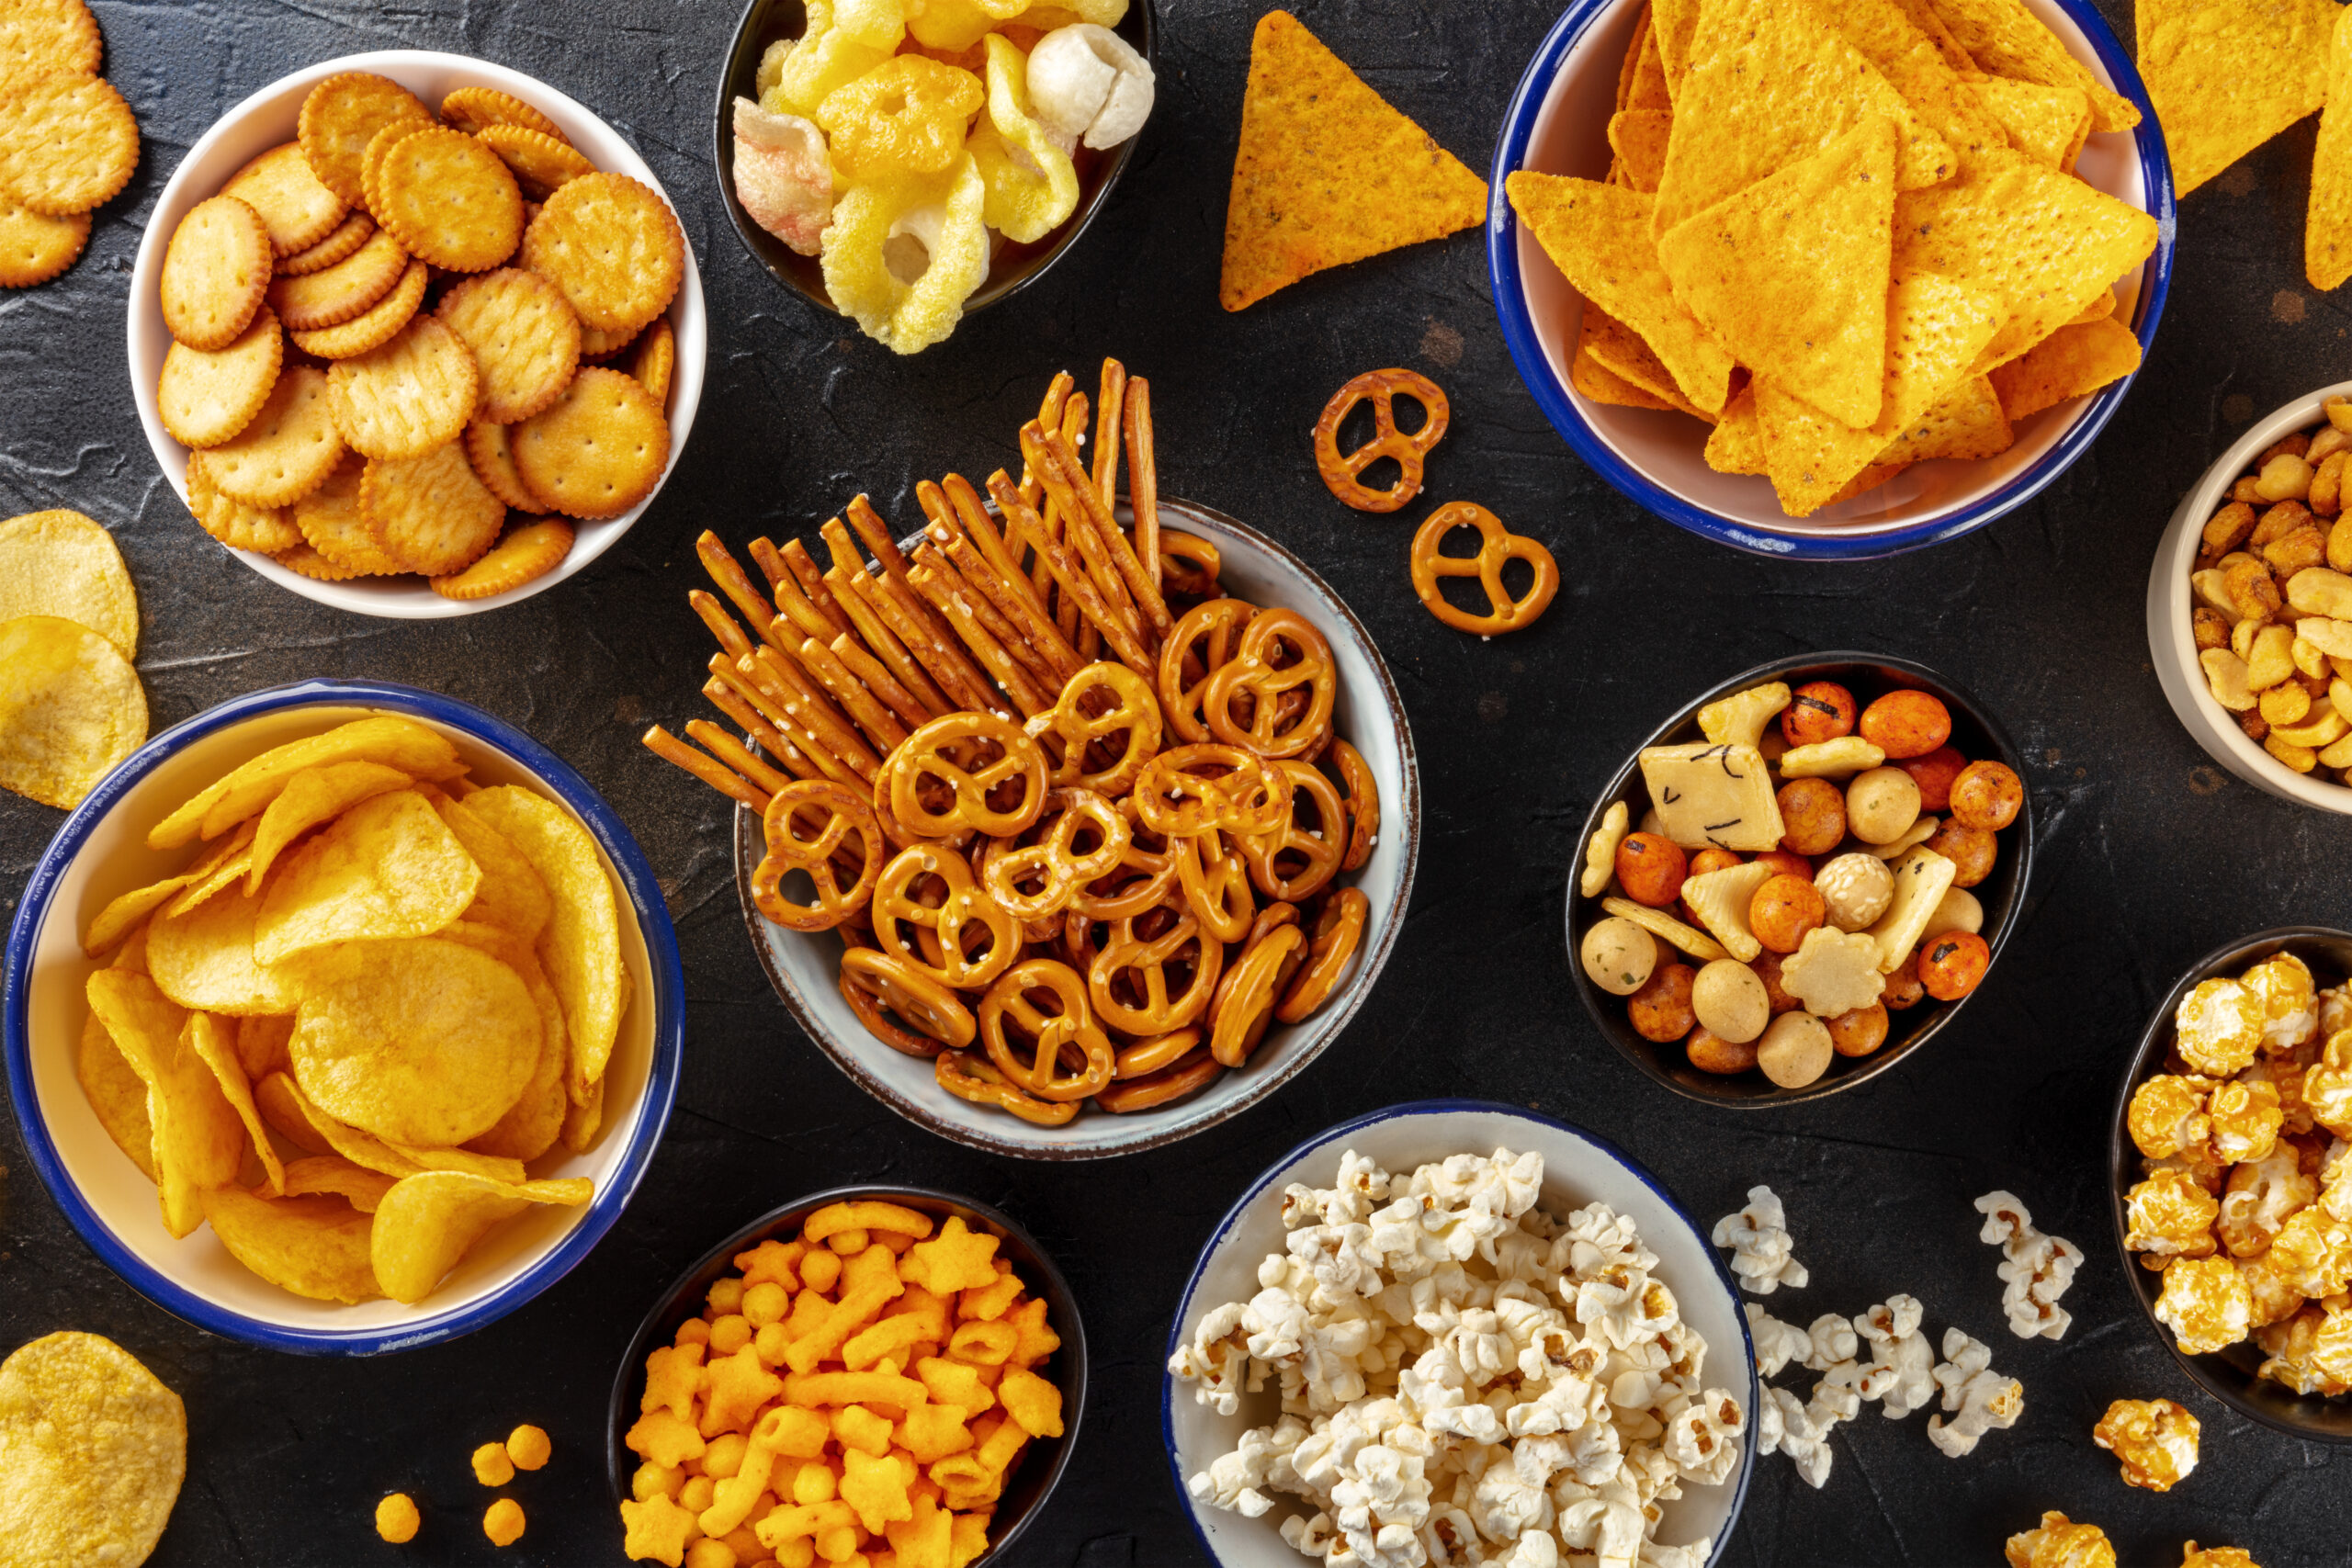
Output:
[[2, 679, 684, 1355], [1487, 0, 2173, 560], [1162, 1100, 1756, 1565]]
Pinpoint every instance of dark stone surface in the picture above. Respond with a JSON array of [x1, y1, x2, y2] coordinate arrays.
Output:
[[4, 0, 2350, 1563]]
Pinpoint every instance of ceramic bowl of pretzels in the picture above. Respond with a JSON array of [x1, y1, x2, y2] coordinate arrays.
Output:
[[642, 362, 1419, 1157]]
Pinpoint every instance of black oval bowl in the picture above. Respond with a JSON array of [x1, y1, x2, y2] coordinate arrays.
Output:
[[1563, 652, 2034, 1108], [713, 0, 1155, 319], [2107, 926, 2352, 1442], [606, 1185, 1089, 1552]]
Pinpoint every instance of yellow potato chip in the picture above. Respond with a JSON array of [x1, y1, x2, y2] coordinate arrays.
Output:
[[159, 822, 259, 919], [278, 1154, 396, 1213], [152, 715, 462, 850], [253, 788, 481, 965], [370, 1168, 588, 1305], [1505, 174, 1734, 414], [252, 1069, 333, 1156], [560, 1072, 604, 1154], [264, 1070, 419, 1176], [77, 1009, 156, 1180], [381, 1141, 529, 1186], [235, 1011, 293, 1082], [1928, 0, 2140, 133], [1659, 116, 1896, 427], [1967, 76, 2091, 171], [288, 936, 538, 1145], [146, 880, 300, 1016], [434, 794, 555, 943], [185, 1010, 284, 1195], [1876, 372, 2011, 463], [84, 825, 256, 957], [243, 760, 414, 893], [85, 970, 243, 1238], [0, 1332, 184, 1568], [1607, 109, 1671, 195], [462, 785, 626, 1101], [201, 1186, 380, 1303], [1986, 314, 2141, 422], [0, 615, 145, 810], [0, 508, 138, 657], [1653, 0, 1952, 239], [2311, 4, 2352, 291], [1218, 11, 1488, 311]]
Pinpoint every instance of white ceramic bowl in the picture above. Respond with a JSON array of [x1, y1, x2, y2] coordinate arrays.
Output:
[[127, 51, 707, 618], [2147, 381, 2352, 813], [734, 498, 1421, 1160], [1490, 0, 2171, 558], [1163, 1101, 1757, 1566], [1, 681, 684, 1353]]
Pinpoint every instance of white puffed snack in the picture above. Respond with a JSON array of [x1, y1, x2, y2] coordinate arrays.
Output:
[[1815, 852, 1894, 933], [1027, 24, 1155, 151], [731, 96, 834, 255], [1745, 1302, 1812, 1376], [1849, 1294, 1936, 1418], [1581, 916, 1657, 997], [1973, 1190, 2082, 1340], [1925, 1327, 2023, 1458], [1171, 1146, 1736, 1568], [1712, 1185, 1809, 1295]]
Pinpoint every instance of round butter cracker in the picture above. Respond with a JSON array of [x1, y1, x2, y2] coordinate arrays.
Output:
[[510, 366, 668, 520], [0, 0, 100, 93], [374, 126, 522, 273], [0, 200, 87, 287], [628, 317, 674, 405], [204, 364, 346, 507], [290, 256, 425, 359], [477, 125, 593, 201], [520, 171, 682, 335], [277, 210, 374, 276], [160, 195, 272, 349], [324, 314, 480, 459], [159, 305, 283, 449], [0, 74, 137, 215], [440, 87, 566, 144], [220, 142, 347, 255], [274, 542, 365, 581], [290, 453, 403, 575], [185, 450, 301, 555], [435, 266, 580, 423], [299, 73, 431, 209], [462, 421, 548, 513], [431, 517, 573, 602], [362, 441, 505, 575], [266, 225, 408, 331]]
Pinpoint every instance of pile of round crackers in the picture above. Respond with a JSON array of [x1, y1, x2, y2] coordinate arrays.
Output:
[[0, 0, 139, 288], [154, 72, 686, 602]]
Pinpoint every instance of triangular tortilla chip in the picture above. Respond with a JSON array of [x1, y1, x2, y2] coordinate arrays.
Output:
[[1876, 374, 2011, 462], [2309, 4, 2352, 290], [1617, 7, 1654, 113], [1891, 147, 2157, 369], [1572, 346, 1678, 410], [1986, 315, 2142, 421], [1894, 0, 1976, 73], [1659, 116, 1898, 427], [1653, 0, 1705, 95], [1755, 270, 2001, 513], [1704, 385, 1768, 474], [1816, 0, 2008, 166], [1609, 109, 1673, 195], [1967, 77, 2091, 171], [1580, 304, 1710, 418], [1219, 12, 1489, 311], [1627, 17, 1672, 110], [1508, 174, 1736, 413], [1826, 461, 1909, 505], [1928, 0, 2142, 132], [2137, 0, 2334, 195], [1653, 0, 1955, 237], [2067, 288, 2116, 326]]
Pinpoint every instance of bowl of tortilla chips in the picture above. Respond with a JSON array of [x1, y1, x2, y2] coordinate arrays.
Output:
[[1490, 0, 2172, 558]]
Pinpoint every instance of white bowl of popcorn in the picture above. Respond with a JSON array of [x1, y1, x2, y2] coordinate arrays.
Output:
[[1163, 1101, 1755, 1567], [2148, 381, 2352, 812]]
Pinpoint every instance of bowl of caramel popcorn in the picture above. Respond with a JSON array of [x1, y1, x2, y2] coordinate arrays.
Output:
[[2109, 928, 2352, 1439]]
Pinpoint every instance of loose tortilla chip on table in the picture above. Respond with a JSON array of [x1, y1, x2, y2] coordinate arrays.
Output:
[[1608, 109, 1672, 195], [2137, 0, 2334, 197], [1507, 174, 1735, 415], [1967, 76, 2091, 171], [1652, 0, 1953, 238], [2310, 3, 2352, 290], [1658, 115, 1898, 429], [1581, 303, 1709, 418], [1218, 11, 1487, 312], [1986, 314, 2142, 422], [1926, 0, 2141, 133]]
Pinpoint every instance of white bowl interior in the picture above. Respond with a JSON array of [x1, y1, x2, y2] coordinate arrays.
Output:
[[2146, 381, 2352, 814], [746, 502, 1416, 1157], [1512, 0, 2152, 538], [23, 703, 661, 1336], [126, 50, 707, 620], [1167, 1106, 1754, 1567]]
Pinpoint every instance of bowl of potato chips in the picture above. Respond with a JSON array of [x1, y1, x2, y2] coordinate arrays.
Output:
[[1490, 0, 2172, 558], [3, 680, 684, 1353]]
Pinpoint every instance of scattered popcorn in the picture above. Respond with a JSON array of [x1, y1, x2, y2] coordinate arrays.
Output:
[[1850, 1295, 1936, 1419], [1974, 1190, 2083, 1340], [1170, 1147, 1735, 1568], [2005, 1510, 2115, 1568], [1711, 1186, 1808, 1296], [1744, 1303, 1811, 1378], [1925, 1328, 2023, 1458], [1753, 1382, 1854, 1489], [2091, 1397, 2199, 1492], [2180, 1547, 2262, 1568]]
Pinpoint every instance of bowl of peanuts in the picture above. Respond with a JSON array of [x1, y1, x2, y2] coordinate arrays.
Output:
[[605, 1185, 1088, 1559], [2151, 385, 2352, 811], [2107, 928, 2352, 1441], [1565, 653, 2032, 1106]]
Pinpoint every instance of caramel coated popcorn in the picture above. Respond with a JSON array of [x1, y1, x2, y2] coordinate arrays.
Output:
[[2090, 1397, 2199, 1492]]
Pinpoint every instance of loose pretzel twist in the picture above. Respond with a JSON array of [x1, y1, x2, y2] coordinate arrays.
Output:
[[840, 948, 977, 1055], [1133, 742, 1291, 839], [1238, 761, 1346, 902], [871, 842, 1020, 990], [886, 711, 1049, 839], [1028, 661, 1163, 795], [752, 781, 885, 931], [1209, 921, 1307, 1067], [1087, 901, 1224, 1036], [934, 1049, 1078, 1125], [1203, 608, 1337, 761], [1159, 598, 1258, 745], [978, 787, 1130, 921], [1278, 887, 1369, 1022], [978, 959, 1115, 1101], [1408, 502, 1559, 636], [1313, 368, 1451, 513]]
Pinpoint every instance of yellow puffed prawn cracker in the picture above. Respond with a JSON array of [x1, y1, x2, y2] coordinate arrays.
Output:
[[908, 0, 1031, 51], [818, 55, 983, 177], [820, 155, 990, 355], [769, 0, 898, 115], [968, 34, 1079, 243]]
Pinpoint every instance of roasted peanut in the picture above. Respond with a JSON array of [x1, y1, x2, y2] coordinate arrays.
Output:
[[2200, 501, 2257, 558], [2288, 567, 2352, 620], [2237, 707, 2269, 741], [2259, 683, 2312, 727], [2201, 648, 2256, 710], [2192, 569, 2239, 617], [1775, 777, 1847, 856], [2293, 634, 2328, 677], [2257, 454, 2315, 502], [2233, 615, 2259, 662], [2253, 500, 2313, 546], [2330, 515, 2352, 573], [1948, 761, 2024, 830], [1781, 681, 1857, 746], [2263, 432, 2312, 463], [2312, 451, 2347, 517], [2247, 623, 2298, 691], [2224, 558, 2284, 620], [2265, 525, 2329, 577], [2265, 732, 2319, 773], [2312, 425, 2352, 463], [2193, 608, 2231, 650], [1924, 819, 1996, 887]]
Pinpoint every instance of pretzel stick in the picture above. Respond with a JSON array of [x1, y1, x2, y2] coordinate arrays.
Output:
[[937, 473, 1021, 585], [986, 468, 1155, 676], [701, 677, 823, 782], [926, 509, 1082, 684], [823, 564, 955, 717], [909, 559, 1053, 716], [686, 719, 797, 797], [1035, 393, 1091, 643], [695, 531, 778, 634], [1093, 357, 1125, 514], [708, 656, 858, 787], [936, 474, 1079, 671], [690, 590, 756, 662], [747, 647, 882, 782], [780, 539, 859, 642], [910, 538, 1054, 688], [766, 562, 842, 645], [747, 537, 792, 597], [796, 635, 913, 753], [642, 725, 770, 811], [844, 495, 917, 581], [825, 631, 935, 734], [1031, 423, 1173, 641], [1125, 376, 1159, 588], [1023, 422, 1147, 650], [1021, 370, 1076, 510], [855, 565, 1004, 716]]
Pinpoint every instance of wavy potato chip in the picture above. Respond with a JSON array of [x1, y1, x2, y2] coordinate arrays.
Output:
[[463, 942, 568, 1164], [200, 1186, 380, 1304], [560, 1072, 605, 1155], [85, 970, 243, 1238], [252, 1070, 334, 1156], [160, 820, 260, 919], [0, 509, 138, 657], [76, 1010, 155, 1181], [277, 1154, 396, 1213], [146, 880, 300, 1016], [432, 795, 554, 944], [253, 789, 481, 965], [81, 820, 256, 957], [243, 760, 413, 894], [262, 1070, 413, 1174], [184, 1011, 283, 1196], [287, 937, 539, 1146], [0, 615, 147, 810], [234, 1011, 293, 1082], [0, 1332, 185, 1568], [150, 715, 461, 850], [370, 1168, 589, 1304]]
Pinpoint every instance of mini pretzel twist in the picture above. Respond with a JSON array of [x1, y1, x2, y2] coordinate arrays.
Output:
[[1237, 761, 1346, 903], [1159, 598, 1258, 745], [1028, 661, 1163, 795], [1133, 742, 1292, 839], [872, 841, 1020, 990], [978, 959, 1115, 1101], [1203, 608, 1337, 761], [1330, 739, 1380, 872], [839, 948, 977, 1055], [1277, 886, 1369, 1022], [752, 781, 886, 931], [886, 711, 1049, 839], [1408, 501, 1560, 635], [1086, 901, 1224, 1036], [1068, 794, 1182, 921], [1095, 1046, 1222, 1113], [1209, 920, 1307, 1067], [1313, 368, 1451, 513], [933, 1049, 1079, 1125], [978, 787, 1131, 921], [1176, 829, 1257, 944]]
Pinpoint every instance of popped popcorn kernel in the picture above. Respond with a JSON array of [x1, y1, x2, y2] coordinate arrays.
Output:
[[2090, 1396, 2199, 1491]]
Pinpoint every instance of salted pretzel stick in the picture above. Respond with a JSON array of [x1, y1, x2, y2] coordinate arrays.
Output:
[[825, 630, 935, 734], [780, 539, 860, 643], [686, 719, 796, 797], [1034, 393, 1091, 643], [1023, 423, 1147, 650], [747, 537, 791, 596], [910, 537, 1052, 688], [1125, 376, 1159, 588], [937, 473, 1022, 587], [1032, 423, 1173, 641], [1093, 358, 1125, 513], [843, 496, 977, 685], [707, 656, 857, 787], [1020, 370, 1076, 510], [695, 531, 781, 631], [701, 677, 823, 783], [765, 563, 841, 645], [642, 725, 770, 811], [856, 565, 1003, 717], [823, 563, 955, 717], [747, 647, 882, 782], [934, 474, 1085, 677], [909, 559, 1052, 716], [986, 468, 1155, 676], [796, 635, 913, 753], [925, 509, 1082, 685], [690, 590, 756, 662]]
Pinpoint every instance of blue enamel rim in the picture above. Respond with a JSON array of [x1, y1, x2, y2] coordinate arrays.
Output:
[[1159, 1099, 1758, 1563], [2, 679, 685, 1356], [1487, 0, 2176, 561]]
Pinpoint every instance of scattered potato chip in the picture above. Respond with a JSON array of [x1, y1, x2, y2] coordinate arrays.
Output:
[[252, 789, 481, 964], [85, 971, 243, 1238], [0, 615, 146, 809], [200, 1186, 379, 1303], [1986, 314, 2142, 423], [0, 1332, 185, 1568], [0, 510, 139, 657]]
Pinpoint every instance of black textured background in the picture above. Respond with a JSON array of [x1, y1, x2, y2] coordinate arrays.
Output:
[[3, 1, 2348, 1563]]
